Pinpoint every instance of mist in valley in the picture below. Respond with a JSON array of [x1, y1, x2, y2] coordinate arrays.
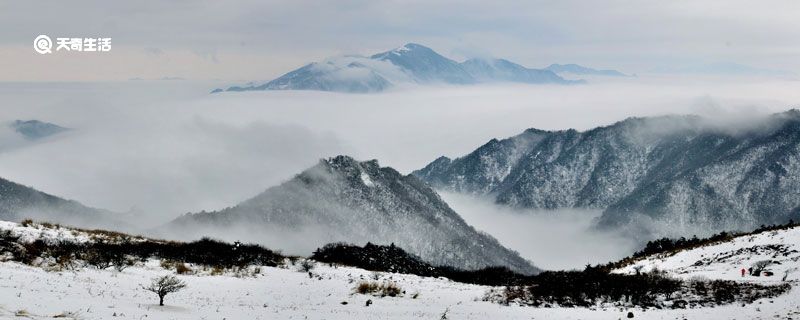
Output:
[[0, 76, 799, 270], [439, 191, 638, 270]]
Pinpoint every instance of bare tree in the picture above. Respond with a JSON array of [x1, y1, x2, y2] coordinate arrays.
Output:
[[143, 275, 187, 306], [751, 260, 772, 276]]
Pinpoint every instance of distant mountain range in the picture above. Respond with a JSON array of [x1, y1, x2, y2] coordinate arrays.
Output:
[[414, 110, 800, 239], [9, 120, 68, 140], [167, 155, 538, 274], [214, 43, 589, 93], [545, 64, 628, 77], [0, 176, 125, 230]]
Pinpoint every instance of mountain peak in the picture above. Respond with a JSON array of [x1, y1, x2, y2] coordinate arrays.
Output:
[[10, 119, 69, 140], [168, 154, 538, 274], [320, 156, 382, 173], [216, 43, 585, 93], [372, 43, 441, 60], [397, 43, 432, 52]]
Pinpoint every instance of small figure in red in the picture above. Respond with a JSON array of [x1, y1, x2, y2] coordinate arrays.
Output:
[[741, 268, 746, 277]]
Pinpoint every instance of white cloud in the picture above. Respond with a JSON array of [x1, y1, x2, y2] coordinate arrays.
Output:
[[439, 191, 637, 270], [0, 76, 798, 228]]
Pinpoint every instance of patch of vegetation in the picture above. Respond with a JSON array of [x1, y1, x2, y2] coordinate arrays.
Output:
[[355, 280, 403, 297], [313, 242, 533, 286], [485, 266, 789, 308], [299, 259, 315, 272], [0, 224, 286, 272], [313, 242, 438, 276]]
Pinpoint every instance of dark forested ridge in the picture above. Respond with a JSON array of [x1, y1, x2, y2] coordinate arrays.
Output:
[[415, 110, 800, 238], [168, 155, 538, 274]]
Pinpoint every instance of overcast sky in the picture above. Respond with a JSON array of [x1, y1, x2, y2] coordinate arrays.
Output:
[[1, 0, 799, 81]]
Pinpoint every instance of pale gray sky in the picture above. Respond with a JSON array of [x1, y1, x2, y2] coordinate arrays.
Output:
[[1, 0, 799, 81]]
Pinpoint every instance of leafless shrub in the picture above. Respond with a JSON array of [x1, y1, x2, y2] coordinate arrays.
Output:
[[142, 275, 187, 306]]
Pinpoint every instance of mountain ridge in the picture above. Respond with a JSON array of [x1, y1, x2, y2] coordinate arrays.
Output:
[[167, 155, 539, 274], [545, 63, 628, 77], [414, 110, 800, 239], [214, 43, 585, 93], [9, 120, 69, 140], [0, 176, 126, 230]]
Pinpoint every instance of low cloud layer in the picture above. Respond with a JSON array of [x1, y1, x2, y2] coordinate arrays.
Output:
[[0, 76, 798, 229], [439, 192, 637, 270]]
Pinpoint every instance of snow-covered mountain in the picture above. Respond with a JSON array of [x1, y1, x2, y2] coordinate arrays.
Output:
[[545, 64, 627, 77], [214, 43, 579, 93], [9, 120, 68, 140], [167, 155, 538, 274], [414, 110, 800, 239], [0, 176, 124, 230]]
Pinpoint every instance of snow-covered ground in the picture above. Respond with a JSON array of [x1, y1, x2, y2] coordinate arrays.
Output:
[[615, 227, 800, 283], [1, 221, 800, 319]]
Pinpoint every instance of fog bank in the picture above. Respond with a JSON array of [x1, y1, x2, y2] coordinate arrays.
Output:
[[439, 191, 638, 270], [0, 76, 798, 226]]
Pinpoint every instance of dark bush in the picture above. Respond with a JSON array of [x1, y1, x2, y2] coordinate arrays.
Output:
[[0, 228, 285, 271], [312, 242, 533, 286], [312, 242, 438, 276]]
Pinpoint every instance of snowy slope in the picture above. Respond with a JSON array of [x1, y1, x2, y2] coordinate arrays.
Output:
[[2, 221, 800, 319], [615, 226, 800, 283]]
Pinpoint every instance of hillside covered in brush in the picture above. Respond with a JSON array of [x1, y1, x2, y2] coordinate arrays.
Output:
[[167, 155, 537, 274], [415, 110, 800, 238]]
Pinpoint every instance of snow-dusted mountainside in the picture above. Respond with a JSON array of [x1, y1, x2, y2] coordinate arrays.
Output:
[[545, 63, 627, 77], [370, 43, 475, 84], [214, 43, 578, 93], [9, 120, 68, 140], [0, 177, 124, 230], [462, 58, 574, 83], [166, 155, 537, 274], [225, 59, 394, 93], [414, 110, 800, 238]]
